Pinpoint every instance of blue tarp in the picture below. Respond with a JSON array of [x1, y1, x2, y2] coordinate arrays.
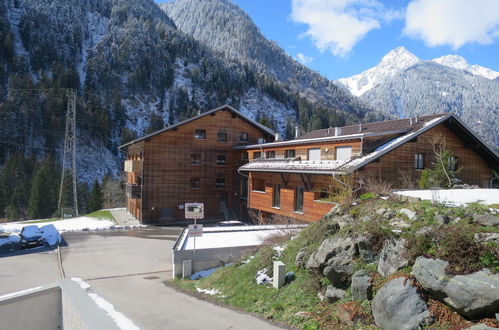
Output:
[[21, 225, 43, 241]]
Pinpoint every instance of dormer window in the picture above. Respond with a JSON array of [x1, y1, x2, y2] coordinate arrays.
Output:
[[195, 129, 206, 139]]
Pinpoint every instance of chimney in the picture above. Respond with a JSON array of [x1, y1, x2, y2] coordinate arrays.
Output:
[[414, 116, 419, 124], [334, 127, 341, 136], [327, 127, 331, 135], [409, 118, 413, 125], [197, 109, 201, 116], [274, 132, 280, 141], [294, 126, 301, 138], [358, 123, 362, 132]]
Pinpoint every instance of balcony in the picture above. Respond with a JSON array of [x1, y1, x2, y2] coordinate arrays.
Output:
[[126, 184, 142, 199], [124, 160, 141, 173]]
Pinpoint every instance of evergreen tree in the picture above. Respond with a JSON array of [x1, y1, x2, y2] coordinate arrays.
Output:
[[27, 156, 59, 219], [87, 179, 103, 213]]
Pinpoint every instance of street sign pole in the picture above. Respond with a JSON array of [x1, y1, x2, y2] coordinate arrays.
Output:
[[185, 202, 204, 276]]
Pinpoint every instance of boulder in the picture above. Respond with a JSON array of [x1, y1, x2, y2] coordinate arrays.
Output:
[[325, 285, 345, 303], [465, 324, 496, 330], [336, 214, 355, 228], [399, 208, 417, 221], [295, 248, 307, 268], [435, 214, 449, 225], [376, 208, 386, 216], [412, 257, 499, 319], [474, 233, 499, 244], [473, 214, 499, 227], [377, 238, 410, 277], [372, 277, 432, 330], [356, 235, 378, 263], [389, 218, 411, 230], [351, 270, 373, 301], [323, 263, 355, 288], [306, 236, 357, 270]]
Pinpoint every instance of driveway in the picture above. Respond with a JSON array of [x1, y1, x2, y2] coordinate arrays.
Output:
[[0, 227, 284, 330]]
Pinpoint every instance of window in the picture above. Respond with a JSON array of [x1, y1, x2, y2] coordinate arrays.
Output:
[[241, 179, 248, 199], [216, 178, 225, 189], [216, 154, 226, 165], [266, 150, 275, 159], [272, 184, 280, 208], [190, 154, 201, 165], [242, 151, 249, 160], [335, 146, 352, 160], [190, 177, 200, 189], [217, 131, 227, 142], [415, 153, 425, 169], [239, 132, 248, 141], [194, 129, 206, 139], [308, 148, 321, 161], [253, 151, 261, 159], [294, 187, 304, 213], [258, 137, 266, 144], [285, 149, 296, 158], [450, 156, 458, 171], [252, 178, 265, 192]]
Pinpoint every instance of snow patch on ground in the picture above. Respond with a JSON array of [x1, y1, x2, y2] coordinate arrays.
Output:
[[256, 268, 272, 285], [195, 287, 223, 296], [395, 189, 499, 206], [273, 244, 286, 257], [0, 217, 115, 234], [71, 278, 139, 330]]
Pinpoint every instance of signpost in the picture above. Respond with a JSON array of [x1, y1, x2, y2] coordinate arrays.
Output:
[[185, 203, 204, 270]]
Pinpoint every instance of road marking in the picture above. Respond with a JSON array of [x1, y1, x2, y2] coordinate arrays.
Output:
[[84, 269, 172, 282]]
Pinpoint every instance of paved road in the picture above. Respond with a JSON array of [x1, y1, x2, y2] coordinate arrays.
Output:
[[0, 227, 284, 330]]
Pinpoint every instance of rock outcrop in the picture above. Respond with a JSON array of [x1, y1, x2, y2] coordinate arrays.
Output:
[[372, 277, 432, 330], [377, 238, 410, 277], [412, 257, 499, 319]]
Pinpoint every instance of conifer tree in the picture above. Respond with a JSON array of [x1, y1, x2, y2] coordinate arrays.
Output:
[[87, 179, 103, 213]]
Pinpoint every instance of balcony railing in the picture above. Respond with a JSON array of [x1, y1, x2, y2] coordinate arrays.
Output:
[[124, 160, 141, 173], [126, 184, 142, 199]]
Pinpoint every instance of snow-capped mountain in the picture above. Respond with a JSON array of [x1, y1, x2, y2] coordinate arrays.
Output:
[[336, 47, 419, 96], [432, 55, 499, 80]]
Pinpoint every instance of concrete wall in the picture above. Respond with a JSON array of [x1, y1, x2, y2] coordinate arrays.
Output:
[[172, 245, 256, 278], [0, 279, 134, 330]]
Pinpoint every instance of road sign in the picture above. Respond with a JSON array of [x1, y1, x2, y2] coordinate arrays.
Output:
[[185, 203, 204, 219], [188, 224, 203, 237]]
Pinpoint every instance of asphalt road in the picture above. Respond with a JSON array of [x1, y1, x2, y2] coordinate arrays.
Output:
[[0, 227, 284, 330]]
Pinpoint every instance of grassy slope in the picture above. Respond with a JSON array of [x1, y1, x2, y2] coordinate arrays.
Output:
[[85, 210, 116, 223], [173, 198, 498, 329]]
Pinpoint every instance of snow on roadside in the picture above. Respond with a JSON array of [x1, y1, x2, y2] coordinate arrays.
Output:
[[72, 278, 139, 330], [190, 264, 230, 280], [0, 217, 115, 234], [195, 287, 224, 296], [395, 189, 499, 206]]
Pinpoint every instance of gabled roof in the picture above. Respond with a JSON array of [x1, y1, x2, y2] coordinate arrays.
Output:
[[239, 113, 499, 175], [119, 105, 275, 149]]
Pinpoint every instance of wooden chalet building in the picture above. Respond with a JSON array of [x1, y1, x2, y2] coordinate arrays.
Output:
[[238, 113, 499, 223], [119, 105, 275, 224]]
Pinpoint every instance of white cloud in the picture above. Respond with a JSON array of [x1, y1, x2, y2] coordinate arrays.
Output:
[[404, 0, 499, 49], [294, 52, 314, 64], [291, 0, 402, 57]]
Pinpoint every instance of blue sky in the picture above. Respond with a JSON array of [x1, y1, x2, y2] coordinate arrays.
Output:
[[228, 0, 499, 80]]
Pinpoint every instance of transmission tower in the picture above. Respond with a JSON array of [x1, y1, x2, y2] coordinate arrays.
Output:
[[58, 89, 78, 217]]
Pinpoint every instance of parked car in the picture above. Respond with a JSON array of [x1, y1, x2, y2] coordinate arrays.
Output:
[[40, 224, 62, 247], [20, 225, 43, 248]]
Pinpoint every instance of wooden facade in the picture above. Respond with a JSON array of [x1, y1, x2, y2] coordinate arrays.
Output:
[[122, 106, 274, 224], [248, 172, 336, 223], [241, 119, 498, 222], [361, 124, 495, 187]]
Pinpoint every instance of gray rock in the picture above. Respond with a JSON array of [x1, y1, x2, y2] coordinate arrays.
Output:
[[452, 217, 462, 224], [295, 248, 307, 268], [372, 277, 432, 330], [474, 232, 499, 244], [435, 214, 449, 225], [377, 238, 410, 277], [383, 210, 395, 219], [306, 236, 357, 270], [317, 291, 326, 302], [376, 208, 386, 216], [412, 257, 499, 319], [356, 235, 378, 263], [389, 218, 411, 229], [351, 270, 373, 301], [336, 214, 355, 228], [323, 264, 355, 288], [399, 208, 417, 221], [325, 285, 345, 303], [415, 226, 433, 236], [465, 325, 496, 330], [473, 214, 499, 227]]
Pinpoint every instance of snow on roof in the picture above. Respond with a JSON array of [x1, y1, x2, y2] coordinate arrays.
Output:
[[240, 116, 447, 174]]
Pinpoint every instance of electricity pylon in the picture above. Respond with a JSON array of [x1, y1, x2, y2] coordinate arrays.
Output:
[[58, 89, 78, 217]]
